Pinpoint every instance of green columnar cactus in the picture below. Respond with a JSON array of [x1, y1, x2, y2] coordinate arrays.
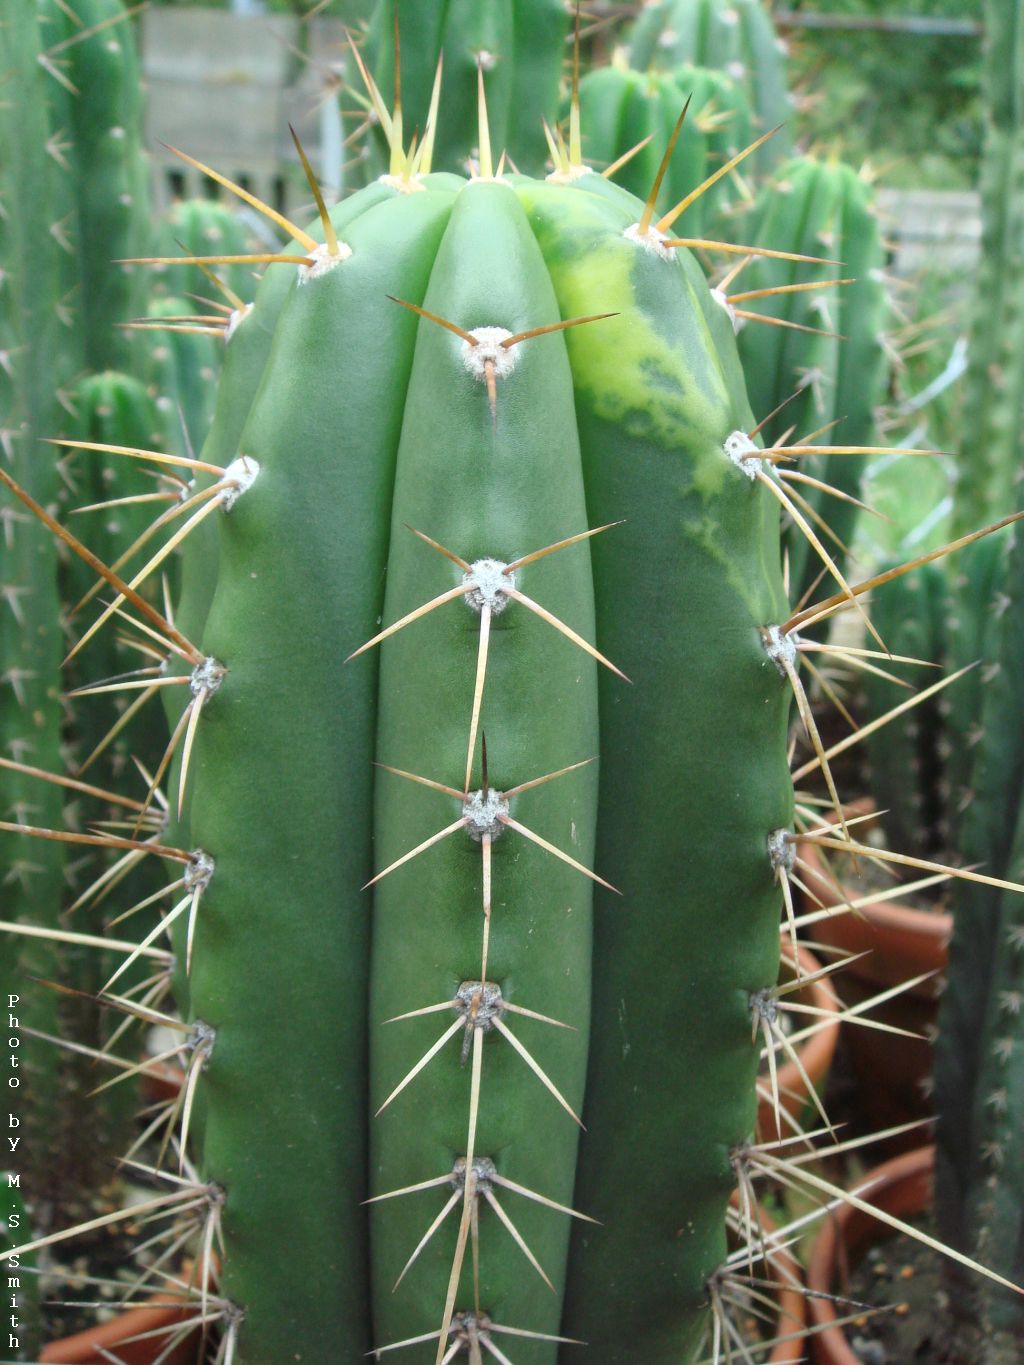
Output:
[[138, 124, 795, 1360], [155, 198, 256, 307], [734, 156, 888, 607], [860, 538, 1012, 878], [9, 23, 1022, 1365], [146, 202, 257, 459], [145, 295, 222, 460], [63, 369, 167, 722], [576, 60, 754, 232], [356, 0, 571, 179], [952, 0, 1024, 536], [61, 0, 150, 374], [932, 11, 1024, 1356], [0, 1, 69, 1211], [624, 0, 792, 172], [861, 561, 951, 864], [935, 514, 1024, 1363]]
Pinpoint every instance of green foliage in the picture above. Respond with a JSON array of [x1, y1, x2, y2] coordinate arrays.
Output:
[[787, 0, 984, 188]]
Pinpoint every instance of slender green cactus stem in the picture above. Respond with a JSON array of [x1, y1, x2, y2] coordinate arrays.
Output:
[[576, 61, 754, 233], [358, 0, 570, 180], [936, 516, 1024, 1362], [954, 0, 1024, 535], [735, 156, 888, 608], [0, 1, 68, 1214], [62, 0, 150, 373], [625, 0, 793, 172]]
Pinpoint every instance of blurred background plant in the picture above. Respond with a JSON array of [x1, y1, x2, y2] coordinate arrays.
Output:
[[784, 0, 985, 186]]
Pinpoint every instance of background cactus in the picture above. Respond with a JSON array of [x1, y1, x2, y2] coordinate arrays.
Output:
[[933, 516, 1024, 1362], [60, 0, 151, 375], [575, 59, 754, 233], [0, 0, 73, 1214], [951, 0, 1023, 537], [932, 3, 1024, 1356], [354, 0, 571, 181], [734, 155, 889, 607], [861, 559, 952, 865], [0, 0, 162, 1228], [624, 0, 793, 173]]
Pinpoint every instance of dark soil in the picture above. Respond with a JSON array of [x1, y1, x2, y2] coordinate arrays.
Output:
[[842, 1219, 1019, 1365], [842, 1217, 945, 1363], [38, 1187, 163, 1344]]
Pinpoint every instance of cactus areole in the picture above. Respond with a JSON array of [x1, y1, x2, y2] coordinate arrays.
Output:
[[171, 156, 792, 1364]]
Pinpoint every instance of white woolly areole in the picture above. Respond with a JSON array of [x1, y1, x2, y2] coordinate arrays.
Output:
[[455, 980, 505, 1026], [463, 558, 515, 614], [450, 1311, 495, 1342], [475, 49, 498, 71], [224, 302, 253, 343], [221, 455, 260, 511], [184, 849, 216, 892], [711, 287, 740, 331], [462, 788, 510, 841], [190, 656, 226, 698], [767, 827, 796, 873], [623, 221, 673, 260], [762, 623, 799, 675], [297, 239, 353, 285], [723, 430, 763, 480], [450, 1155, 496, 1192], [377, 173, 427, 195], [461, 328, 517, 381], [749, 987, 778, 1025], [546, 164, 595, 185], [188, 1020, 217, 1064]]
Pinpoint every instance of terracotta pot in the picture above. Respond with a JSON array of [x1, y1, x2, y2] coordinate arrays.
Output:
[[756, 942, 841, 1142], [40, 1253, 211, 1364], [799, 808, 949, 1142], [40, 1294, 200, 1364], [763, 1229, 808, 1365], [805, 1144, 934, 1365]]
